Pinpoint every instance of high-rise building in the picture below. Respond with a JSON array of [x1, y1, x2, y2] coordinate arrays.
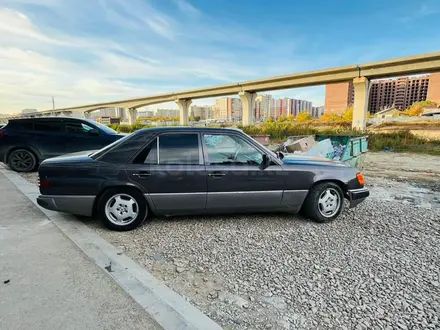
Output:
[[96, 107, 126, 118], [325, 73, 439, 115], [255, 94, 273, 119], [312, 106, 325, 118], [191, 105, 213, 120], [231, 98, 242, 121], [156, 109, 180, 118], [428, 73, 440, 103], [138, 110, 155, 118], [213, 97, 242, 121], [214, 98, 229, 120], [324, 82, 354, 115]]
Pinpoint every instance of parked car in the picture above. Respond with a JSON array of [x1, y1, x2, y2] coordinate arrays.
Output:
[[36, 127, 369, 231], [0, 117, 124, 172]]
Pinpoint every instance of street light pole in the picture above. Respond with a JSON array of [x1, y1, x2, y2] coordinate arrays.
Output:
[[52, 96, 55, 110]]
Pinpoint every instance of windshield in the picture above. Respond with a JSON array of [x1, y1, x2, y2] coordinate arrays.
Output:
[[89, 133, 133, 158]]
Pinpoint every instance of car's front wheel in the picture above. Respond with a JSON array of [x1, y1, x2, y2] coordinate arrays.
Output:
[[303, 182, 344, 223], [8, 149, 37, 172], [97, 188, 148, 231]]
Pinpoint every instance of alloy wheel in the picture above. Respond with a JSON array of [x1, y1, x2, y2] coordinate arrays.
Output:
[[104, 193, 139, 226], [318, 188, 341, 218], [10, 150, 35, 172]]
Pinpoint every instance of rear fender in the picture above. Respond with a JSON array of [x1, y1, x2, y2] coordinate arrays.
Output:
[[94, 180, 157, 215]]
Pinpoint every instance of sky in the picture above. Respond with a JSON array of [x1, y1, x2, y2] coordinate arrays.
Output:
[[1, 0, 440, 114]]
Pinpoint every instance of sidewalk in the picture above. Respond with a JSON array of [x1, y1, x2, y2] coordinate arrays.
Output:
[[0, 171, 162, 330]]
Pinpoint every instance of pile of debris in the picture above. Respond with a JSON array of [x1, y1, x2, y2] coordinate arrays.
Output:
[[275, 135, 347, 160]]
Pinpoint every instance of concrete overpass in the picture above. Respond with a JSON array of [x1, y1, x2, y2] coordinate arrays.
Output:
[[17, 51, 440, 129]]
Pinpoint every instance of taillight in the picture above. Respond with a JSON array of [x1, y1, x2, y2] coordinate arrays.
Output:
[[38, 177, 50, 188], [0, 131, 4, 137], [356, 172, 365, 186]]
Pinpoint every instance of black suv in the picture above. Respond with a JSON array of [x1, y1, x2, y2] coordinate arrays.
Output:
[[0, 117, 124, 172]]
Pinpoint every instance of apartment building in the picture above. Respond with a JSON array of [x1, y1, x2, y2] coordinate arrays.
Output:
[[325, 73, 440, 114]]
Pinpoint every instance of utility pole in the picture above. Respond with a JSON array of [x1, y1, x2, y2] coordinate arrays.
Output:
[[52, 96, 55, 110]]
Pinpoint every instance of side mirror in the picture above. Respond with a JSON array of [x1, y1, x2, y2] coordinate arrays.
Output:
[[88, 128, 99, 136], [276, 151, 285, 160], [259, 154, 271, 170]]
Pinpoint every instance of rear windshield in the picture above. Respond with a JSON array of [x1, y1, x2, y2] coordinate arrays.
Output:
[[90, 133, 133, 159]]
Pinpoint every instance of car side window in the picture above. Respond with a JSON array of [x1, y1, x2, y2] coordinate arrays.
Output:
[[34, 121, 63, 132], [159, 134, 199, 165], [203, 134, 263, 166], [65, 122, 95, 134], [100, 135, 151, 163], [132, 138, 158, 164]]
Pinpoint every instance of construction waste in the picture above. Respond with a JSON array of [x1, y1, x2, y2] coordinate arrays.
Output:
[[277, 135, 347, 160]]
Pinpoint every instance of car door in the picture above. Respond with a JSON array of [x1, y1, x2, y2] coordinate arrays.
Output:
[[32, 120, 68, 159], [127, 132, 207, 213], [202, 132, 285, 212], [64, 120, 109, 153]]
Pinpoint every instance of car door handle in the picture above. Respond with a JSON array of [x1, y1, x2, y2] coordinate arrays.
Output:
[[133, 171, 151, 178], [208, 172, 225, 178]]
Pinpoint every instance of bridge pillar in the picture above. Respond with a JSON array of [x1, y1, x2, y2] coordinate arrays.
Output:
[[239, 91, 257, 126], [352, 77, 369, 131], [175, 99, 192, 125], [84, 112, 91, 119], [128, 108, 137, 125]]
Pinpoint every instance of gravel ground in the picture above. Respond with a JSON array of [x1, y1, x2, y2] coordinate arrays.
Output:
[[87, 176, 440, 330], [18, 154, 440, 330]]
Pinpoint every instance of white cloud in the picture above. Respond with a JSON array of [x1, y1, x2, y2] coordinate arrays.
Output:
[[397, 2, 440, 23], [173, 0, 199, 15], [0, 1, 327, 114], [0, 9, 66, 45]]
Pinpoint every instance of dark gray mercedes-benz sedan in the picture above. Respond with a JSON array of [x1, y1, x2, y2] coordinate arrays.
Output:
[[37, 127, 369, 231]]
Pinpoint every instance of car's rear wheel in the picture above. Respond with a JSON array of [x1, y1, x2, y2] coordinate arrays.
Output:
[[303, 182, 344, 223], [8, 149, 37, 172], [97, 188, 148, 231]]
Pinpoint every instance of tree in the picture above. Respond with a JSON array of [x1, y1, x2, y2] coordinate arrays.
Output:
[[403, 100, 437, 117], [342, 106, 353, 122], [296, 112, 313, 122], [320, 112, 342, 122], [266, 117, 274, 123]]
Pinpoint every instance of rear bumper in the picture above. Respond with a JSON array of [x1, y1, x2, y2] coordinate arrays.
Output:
[[347, 188, 369, 208], [37, 195, 95, 217]]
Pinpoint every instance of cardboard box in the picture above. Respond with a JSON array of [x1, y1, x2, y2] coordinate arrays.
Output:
[[285, 136, 317, 153]]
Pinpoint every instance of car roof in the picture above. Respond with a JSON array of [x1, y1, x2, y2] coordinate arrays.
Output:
[[135, 127, 243, 135], [9, 116, 85, 122]]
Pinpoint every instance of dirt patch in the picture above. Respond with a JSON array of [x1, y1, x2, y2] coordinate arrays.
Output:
[[363, 152, 440, 187]]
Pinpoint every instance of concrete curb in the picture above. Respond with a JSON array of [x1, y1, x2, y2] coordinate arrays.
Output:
[[0, 166, 223, 330]]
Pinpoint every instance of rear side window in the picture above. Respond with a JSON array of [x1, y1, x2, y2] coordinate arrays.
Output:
[[100, 134, 151, 163], [4, 121, 34, 131], [65, 122, 95, 134], [132, 134, 200, 165], [132, 138, 158, 164], [34, 121, 63, 132], [158, 134, 199, 165]]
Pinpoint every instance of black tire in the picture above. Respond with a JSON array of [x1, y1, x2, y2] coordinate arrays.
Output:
[[97, 187, 148, 231], [302, 182, 344, 223], [8, 149, 37, 172]]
